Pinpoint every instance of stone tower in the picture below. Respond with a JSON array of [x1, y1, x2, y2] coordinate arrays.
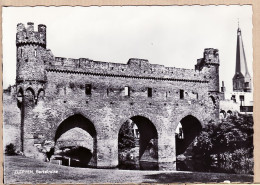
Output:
[[16, 22, 48, 154], [195, 48, 220, 117], [195, 48, 220, 92], [232, 26, 252, 92]]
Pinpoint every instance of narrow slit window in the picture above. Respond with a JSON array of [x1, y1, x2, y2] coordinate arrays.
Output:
[[34, 50, 37, 57], [180, 89, 184, 99], [231, 95, 236, 102], [85, 84, 92, 95], [148, 88, 152, 97], [124, 86, 130, 96]]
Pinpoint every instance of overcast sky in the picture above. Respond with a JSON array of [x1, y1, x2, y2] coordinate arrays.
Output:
[[2, 6, 253, 92]]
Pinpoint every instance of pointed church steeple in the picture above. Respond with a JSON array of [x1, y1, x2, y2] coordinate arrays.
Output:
[[232, 24, 252, 92]]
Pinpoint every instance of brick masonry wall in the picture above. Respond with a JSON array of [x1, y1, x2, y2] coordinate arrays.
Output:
[[3, 22, 221, 169], [18, 66, 218, 166], [3, 87, 21, 152]]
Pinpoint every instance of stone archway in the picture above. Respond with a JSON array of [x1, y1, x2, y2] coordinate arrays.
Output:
[[220, 110, 226, 118], [54, 114, 97, 167], [175, 115, 202, 156], [227, 110, 233, 117], [118, 115, 158, 170]]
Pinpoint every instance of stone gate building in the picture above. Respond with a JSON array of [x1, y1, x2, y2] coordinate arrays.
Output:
[[4, 22, 222, 169]]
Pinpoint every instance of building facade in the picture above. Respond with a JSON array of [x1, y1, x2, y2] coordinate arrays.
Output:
[[220, 25, 253, 118]]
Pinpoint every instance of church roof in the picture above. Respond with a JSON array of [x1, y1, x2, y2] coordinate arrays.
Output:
[[235, 27, 251, 78]]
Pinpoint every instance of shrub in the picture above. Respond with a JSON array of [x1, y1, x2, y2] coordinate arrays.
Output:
[[193, 114, 253, 160], [5, 143, 16, 155]]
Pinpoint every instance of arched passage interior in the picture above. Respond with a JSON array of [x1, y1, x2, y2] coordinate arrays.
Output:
[[54, 114, 97, 167], [118, 116, 158, 170], [176, 115, 202, 156]]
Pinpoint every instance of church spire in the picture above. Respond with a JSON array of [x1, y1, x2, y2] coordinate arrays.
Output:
[[232, 24, 251, 92]]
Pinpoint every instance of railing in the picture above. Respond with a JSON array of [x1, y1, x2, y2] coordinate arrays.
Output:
[[240, 106, 253, 112]]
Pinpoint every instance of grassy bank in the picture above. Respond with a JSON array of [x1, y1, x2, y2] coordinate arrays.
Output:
[[4, 155, 253, 184]]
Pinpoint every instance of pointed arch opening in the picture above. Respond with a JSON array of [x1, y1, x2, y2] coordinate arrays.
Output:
[[220, 110, 226, 119], [209, 96, 216, 109], [54, 114, 97, 167], [37, 89, 45, 101], [227, 110, 233, 117], [118, 116, 158, 170], [25, 87, 35, 102], [176, 115, 202, 156]]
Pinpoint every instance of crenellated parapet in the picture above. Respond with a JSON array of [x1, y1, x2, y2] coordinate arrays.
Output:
[[46, 57, 208, 83], [16, 22, 46, 48], [195, 48, 219, 71]]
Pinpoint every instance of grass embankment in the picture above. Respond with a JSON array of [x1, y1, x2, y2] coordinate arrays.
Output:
[[4, 155, 253, 184]]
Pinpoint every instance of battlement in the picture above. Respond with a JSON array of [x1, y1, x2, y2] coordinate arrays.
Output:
[[195, 48, 219, 71], [16, 22, 46, 48], [47, 56, 207, 82], [203, 48, 219, 62]]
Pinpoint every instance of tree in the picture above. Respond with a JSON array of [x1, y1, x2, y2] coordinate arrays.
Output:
[[118, 121, 135, 150], [193, 131, 213, 157], [192, 113, 253, 159]]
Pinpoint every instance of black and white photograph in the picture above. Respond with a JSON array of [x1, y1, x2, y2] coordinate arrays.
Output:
[[2, 5, 254, 183]]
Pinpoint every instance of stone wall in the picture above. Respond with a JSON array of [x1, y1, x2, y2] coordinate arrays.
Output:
[[18, 64, 218, 167], [3, 22, 222, 169], [3, 86, 21, 152]]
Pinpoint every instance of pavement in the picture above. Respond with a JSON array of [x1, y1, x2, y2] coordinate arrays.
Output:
[[4, 155, 253, 184]]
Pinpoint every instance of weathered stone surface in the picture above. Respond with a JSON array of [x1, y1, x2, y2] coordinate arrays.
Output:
[[3, 22, 221, 169]]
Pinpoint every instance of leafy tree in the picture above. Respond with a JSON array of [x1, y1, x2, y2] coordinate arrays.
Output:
[[193, 131, 213, 157], [118, 121, 135, 150], [192, 113, 253, 159]]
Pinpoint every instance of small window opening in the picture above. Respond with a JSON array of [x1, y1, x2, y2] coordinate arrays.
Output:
[[124, 86, 130, 96], [148, 88, 152, 97], [34, 50, 37, 57], [239, 95, 244, 101], [180, 89, 184, 99], [245, 82, 249, 87], [85, 84, 92, 95], [231, 95, 236, 103]]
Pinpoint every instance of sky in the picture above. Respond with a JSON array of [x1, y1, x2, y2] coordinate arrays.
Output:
[[2, 6, 253, 92]]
